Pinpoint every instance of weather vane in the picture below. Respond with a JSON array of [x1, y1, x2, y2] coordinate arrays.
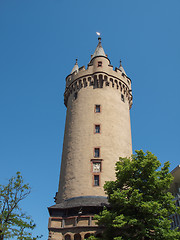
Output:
[[96, 32, 101, 36]]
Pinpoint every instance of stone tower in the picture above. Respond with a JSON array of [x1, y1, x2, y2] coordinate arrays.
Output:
[[48, 37, 133, 240]]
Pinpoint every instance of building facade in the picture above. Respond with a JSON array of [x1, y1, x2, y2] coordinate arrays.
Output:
[[48, 37, 133, 240]]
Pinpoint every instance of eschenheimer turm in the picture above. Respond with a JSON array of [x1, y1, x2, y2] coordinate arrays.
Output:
[[48, 37, 133, 240]]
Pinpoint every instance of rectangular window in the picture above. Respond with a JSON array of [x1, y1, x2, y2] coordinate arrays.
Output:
[[95, 105, 101, 113], [93, 162, 101, 173], [95, 125, 100, 133], [94, 148, 100, 158], [98, 61, 102, 67], [94, 175, 100, 186]]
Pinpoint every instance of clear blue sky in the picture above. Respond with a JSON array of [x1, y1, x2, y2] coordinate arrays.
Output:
[[0, 0, 180, 238]]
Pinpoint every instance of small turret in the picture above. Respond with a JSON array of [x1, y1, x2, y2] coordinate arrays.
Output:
[[119, 60, 126, 75], [71, 59, 79, 74], [91, 37, 106, 60]]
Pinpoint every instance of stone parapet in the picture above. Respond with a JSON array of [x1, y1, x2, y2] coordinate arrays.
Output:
[[64, 57, 132, 109]]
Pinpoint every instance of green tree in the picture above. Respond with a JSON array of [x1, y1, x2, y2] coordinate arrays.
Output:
[[0, 172, 41, 240], [95, 150, 180, 240]]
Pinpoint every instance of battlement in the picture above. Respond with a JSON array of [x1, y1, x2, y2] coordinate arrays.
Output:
[[66, 57, 131, 88], [64, 58, 132, 109]]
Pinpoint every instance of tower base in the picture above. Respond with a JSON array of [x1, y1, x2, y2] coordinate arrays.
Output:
[[48, 196, 108, 240]]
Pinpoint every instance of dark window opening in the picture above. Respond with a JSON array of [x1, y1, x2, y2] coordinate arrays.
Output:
[[98, 61, 102, 67], [84, 234, 91, 239], [95, 125, 100, 133], [74, 234, 81, 240], [94, 148, 100, 158], [95, 105, 101, 113], [65, 235, 71, 240], [94, 175, 100, 186]]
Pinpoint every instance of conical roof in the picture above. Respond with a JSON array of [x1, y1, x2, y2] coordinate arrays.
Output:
[[71, 59, 79, 74], [91, 37, 106, 60], [119, 60, 126, 75]]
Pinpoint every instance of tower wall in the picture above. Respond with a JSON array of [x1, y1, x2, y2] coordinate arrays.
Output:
[[48, 42, 133, 240], [56, 56, 132, 203]]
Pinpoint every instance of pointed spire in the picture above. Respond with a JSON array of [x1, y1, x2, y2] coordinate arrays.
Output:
[[71, 59, 79, 74], [119, 59, 126, 75], [91, 37, 106, 60]]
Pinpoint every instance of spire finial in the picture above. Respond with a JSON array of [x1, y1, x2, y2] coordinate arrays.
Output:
[[119, 60, 126, 75], [96, 32, 101, 43], [75, 58, 78, 65]]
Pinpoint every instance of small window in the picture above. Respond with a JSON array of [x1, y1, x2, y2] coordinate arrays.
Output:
[[98, 61, 102, 67], [94, 148, 100, 158], [93, 162, 101, 172], [95, 105, 101, 113], [74, 92, 78, 100], [121, 94, 125, 102], [65, 235, 71, 240], [74, 234, 81, 240], [84, 234, 91, 239], [95, 125, 100, 133], [94, 175, 100, 186]]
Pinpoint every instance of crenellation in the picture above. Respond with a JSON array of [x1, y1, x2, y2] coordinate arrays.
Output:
[[79, 66, 86, 72], [66, 60, 131, 90]]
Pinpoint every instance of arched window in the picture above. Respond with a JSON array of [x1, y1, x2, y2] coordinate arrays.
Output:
[[84, 233, 91, 239], [83, 78, 87, 87], [65, 234, 71, 240], [74, 233, 81, 240], [98, 75, 103, 88], [99, 74, 103, 80]]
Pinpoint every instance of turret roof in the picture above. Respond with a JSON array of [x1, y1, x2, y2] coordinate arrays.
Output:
[[119, 60, 126, 75], [91, 37, 106, 60], [71, 59, 79, 74]]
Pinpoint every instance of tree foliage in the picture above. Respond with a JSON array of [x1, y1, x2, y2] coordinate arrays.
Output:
[[95, 150, 180, 240], [0, 172, 41, 240]]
